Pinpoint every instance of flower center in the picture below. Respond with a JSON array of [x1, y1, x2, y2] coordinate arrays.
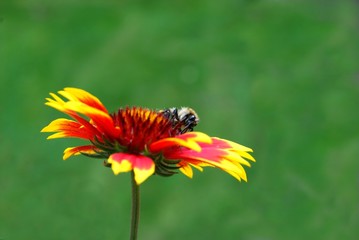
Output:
[[111, 107, 177, 153]]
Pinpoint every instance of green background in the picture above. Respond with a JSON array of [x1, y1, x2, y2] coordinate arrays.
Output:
[[1, 0, 359, 239]]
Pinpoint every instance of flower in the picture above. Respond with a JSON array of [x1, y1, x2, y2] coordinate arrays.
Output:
[[41, 87, 255, 184]]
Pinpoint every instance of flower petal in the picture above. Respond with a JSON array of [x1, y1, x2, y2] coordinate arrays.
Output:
[[164, 136, 255, 182], [44, 88, 116, 139], [132, 155, 156, 185], [149, 131, 212, 153], [60, 87, 108, 113], [63, 101, 119, 139], [108, 153, 133, 174], [178, 162, 194, 178], [108, 153, 155, 184], [63, 145, 97, 160], [41, 118, 95, 140], [211, 137, 253, 152]]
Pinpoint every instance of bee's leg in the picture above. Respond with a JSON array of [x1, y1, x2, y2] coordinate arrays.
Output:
[[180, 123, 194, 134], [173, 108, 179, 122]]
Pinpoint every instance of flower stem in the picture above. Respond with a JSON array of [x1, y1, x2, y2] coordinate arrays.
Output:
[[130, 171, 140, 240]]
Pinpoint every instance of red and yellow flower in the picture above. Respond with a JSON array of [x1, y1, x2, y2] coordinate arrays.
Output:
[[41, 88, 255, 184]]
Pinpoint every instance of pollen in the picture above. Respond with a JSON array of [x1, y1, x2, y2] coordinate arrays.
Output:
[[112, 107, 177, 153]]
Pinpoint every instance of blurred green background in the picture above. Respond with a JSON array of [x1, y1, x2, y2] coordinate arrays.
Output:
[[1, 0, 359, 239]]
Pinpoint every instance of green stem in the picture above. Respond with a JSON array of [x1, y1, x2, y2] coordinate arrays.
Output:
[[130, 171, 140, 240]]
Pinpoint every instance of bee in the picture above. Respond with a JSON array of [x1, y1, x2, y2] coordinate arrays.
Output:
[[160, 107, 199, 134]]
